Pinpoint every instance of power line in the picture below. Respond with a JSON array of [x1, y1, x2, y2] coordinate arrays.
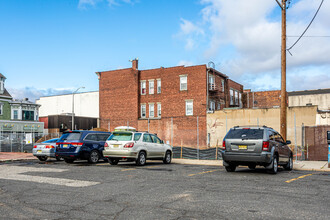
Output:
[[287, 35, 330, 38], [287, 0, 324, 53]]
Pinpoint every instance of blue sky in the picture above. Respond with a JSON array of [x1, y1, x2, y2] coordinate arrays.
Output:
[[1, 0, 329, 101]]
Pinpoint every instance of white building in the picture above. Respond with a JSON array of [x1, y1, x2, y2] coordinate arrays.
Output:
[[36, 91, 99, 118]]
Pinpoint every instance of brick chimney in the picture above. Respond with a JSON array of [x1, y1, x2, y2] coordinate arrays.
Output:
[[131, 58, 138, 70]]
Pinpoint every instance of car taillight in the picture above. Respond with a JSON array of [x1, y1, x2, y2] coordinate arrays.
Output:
[[104, 142, 109, 148], [56, 142, 83, 147], [123, 142, 134, 148], [262, 141, 270, 151], [72, 143, 83, 147], [33, 145, 37, 148], [45, 145, 55, 149], [222, 140, 226, 150]]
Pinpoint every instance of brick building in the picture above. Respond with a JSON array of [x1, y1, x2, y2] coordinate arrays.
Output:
[[243, 89, 283, 109], [97, 59, 243, 148]]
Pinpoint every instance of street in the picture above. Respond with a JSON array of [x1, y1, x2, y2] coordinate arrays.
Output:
[[0, 160, 329, 219]]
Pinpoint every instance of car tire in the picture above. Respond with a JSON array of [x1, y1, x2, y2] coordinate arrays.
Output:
[[64, 158, 75, 164], [268, 156, 278, 174], [163, 151, 172, 164], [88, 150, 100, 164], [248, 164, 256, 170], [55, 156, 61, 161], [109, 158, 119, 165], [284, 155, 293, 171], [225, 164, 236, 172], [37, 156, 47, 161], [136, 151, 146, 166]]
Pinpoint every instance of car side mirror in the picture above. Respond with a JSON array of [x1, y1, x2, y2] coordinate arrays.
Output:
[[286, 140, 291, 145]]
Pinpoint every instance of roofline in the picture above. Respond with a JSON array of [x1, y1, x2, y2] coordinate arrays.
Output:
[[36, 90, 99, 99], [207, 67, 228, 78], [288, 88, 330, 96]]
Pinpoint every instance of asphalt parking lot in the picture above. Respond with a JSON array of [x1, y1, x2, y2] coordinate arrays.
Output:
[[0, 160, 329, 220]]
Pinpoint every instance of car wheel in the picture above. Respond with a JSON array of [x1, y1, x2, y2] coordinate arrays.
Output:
[[136, 151, 146, 166], [284, 155, 293, 171], [88, 150, 100, 164], [268, 156, 278, 174], [163, 151, 172, 164], [55, 156, 61, 161], [37, 156, 47, 161], [109, 158, 119, 165], [248, 164, 256, 170], [225, 164, 236, 172], [64, 158, 75, 164]]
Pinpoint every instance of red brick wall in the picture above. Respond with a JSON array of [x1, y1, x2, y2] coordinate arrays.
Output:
[[227, 79, 244, 108], [243, 90, 282, 109], [39, 117, 48, 129]]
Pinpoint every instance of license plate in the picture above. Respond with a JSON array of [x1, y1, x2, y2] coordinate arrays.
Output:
[[112, 145, 119, 148], [37, 150, 42, 153], [238, 145, 247, 150], [62, 144, 68, 148]]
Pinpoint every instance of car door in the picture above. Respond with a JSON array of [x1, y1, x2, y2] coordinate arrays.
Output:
[[274, 132, 286, 163], [278, 134, 289, 163], [142, 134, 154, 158], [150, 134, 164, 157]]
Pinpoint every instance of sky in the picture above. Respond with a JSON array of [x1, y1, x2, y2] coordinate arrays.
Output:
[[0, 0, 329, 102]]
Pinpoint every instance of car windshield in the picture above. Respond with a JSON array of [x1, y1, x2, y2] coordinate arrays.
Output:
[[226, 129, 264, 140], [108, 132, 133, 141], [59, 132, 82, 141], [42, 138, 59, 143]]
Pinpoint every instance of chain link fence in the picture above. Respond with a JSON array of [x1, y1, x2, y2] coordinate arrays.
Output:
[[0, 132, 61, 153]]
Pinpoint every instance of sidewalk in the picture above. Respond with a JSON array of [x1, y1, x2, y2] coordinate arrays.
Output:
[[1, 152, 329, 172]]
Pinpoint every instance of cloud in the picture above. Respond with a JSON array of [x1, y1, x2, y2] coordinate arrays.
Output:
[[7, 87, 76, 102], [177, 60, 194, 67], [177, 0, 330, 91], [78, 0, 135, 9]]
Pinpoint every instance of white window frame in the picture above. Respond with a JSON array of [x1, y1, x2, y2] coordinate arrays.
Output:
[[141, 104, 146, 118], [13, 110, 18, 119], [209, 100, 215, 111], [209, 75, 215, 90], [141, 81, 146, 95], [239, 93, 242, 107], [180, 75, 187, 91], [149, 103, 154, 118], [157, 79, 161, 94], [157, 103, 161, 117], [149, 80, 154, 95], [235, 91, 239, 105], [185, 100, 193, 116], [0, 103, 3, 115], [217, 102, 221, 110], [230, 89, 234, 105], [221, 79, 225, 92]]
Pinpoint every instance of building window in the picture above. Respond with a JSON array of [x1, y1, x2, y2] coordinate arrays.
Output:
[[239, 93, 242, 107], [209, 75, 215, 90], [0, 103, 3, 115], [141, 81, 146, 95], [185, 100, 193, 116], [141, 104, 146, 118], [22, 110, 34, 121], [149, 103, 154, 118], [230, 89, 234, 105], [221, 79, 225, 92], [14, 110, 18, 119], [217, 102, 221, 110], [157, 103, 161, 117], [157, 79, 161, 94], [149, 80, 154, 94], [235, 91, 239, 105], [209, 100, 215, 111], [180, 75, 187, 91]]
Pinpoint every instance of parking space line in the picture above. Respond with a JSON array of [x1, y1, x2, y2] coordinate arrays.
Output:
[[96, 163, 110, 166], [285, 174, 313, 183], [188, 170, 219, 177], [121, 168, 137, 171]]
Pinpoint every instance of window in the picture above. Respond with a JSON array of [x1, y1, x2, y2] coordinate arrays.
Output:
[[97, 134, 111, 141], [157, 79, 161, 94], [108, 132, 133, 141], [143, 134, 153, 143], [235, 91, 239, 105], [150, 134, 162, 144], [59, 132, 82, 141], [141, 104, 146, 118], [180, 75, 187, 91], [0, 103, 3, 115], [134, 133, 142, 141], [149, 80, 154, 94], [217, 102, 221, 110], [239, 93, 242, 107], [230, 89, 234, 105], [226, 129, 264, 140], [221, 79, 225, 92], [157, 103, 161, 117], [141, 81, 146, 95], [186, 100, 193, 116], [149, 103, 154, 118], [22, 110, 34, 121], [209, 100, 215, 111], [84, 134, 98, 141], [209, 75, 215, 90]]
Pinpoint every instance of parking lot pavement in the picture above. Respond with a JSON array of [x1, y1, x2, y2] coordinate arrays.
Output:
[[0, 160, 329, 220]]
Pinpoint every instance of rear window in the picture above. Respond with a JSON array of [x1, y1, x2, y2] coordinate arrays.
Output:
[[42, 138, 59, 143], [59, 132, 82, 141], [225, 129, 264, 140], [108, 132, 132, 141]]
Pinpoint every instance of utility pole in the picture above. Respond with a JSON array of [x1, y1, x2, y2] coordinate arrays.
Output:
[[276, 0, 287, 141]]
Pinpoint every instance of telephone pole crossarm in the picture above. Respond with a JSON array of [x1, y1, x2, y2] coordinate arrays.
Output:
[[275, 0, 284, 10]]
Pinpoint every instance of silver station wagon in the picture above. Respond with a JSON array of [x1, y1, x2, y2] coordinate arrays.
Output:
[[103, 127, 172, 166]]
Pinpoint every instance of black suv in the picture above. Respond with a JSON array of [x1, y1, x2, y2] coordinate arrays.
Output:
[[56, 131, 111, 164], [221, 126, 293, 174]]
